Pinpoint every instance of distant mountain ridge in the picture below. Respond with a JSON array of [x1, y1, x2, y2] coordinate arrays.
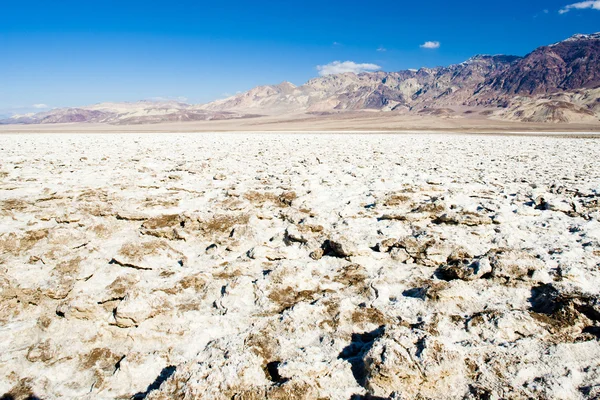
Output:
[[201, 54, 523, 114], [199, 33, 600, 123], [3, 100, 260, 125], [485, 33, 600, 95], [3, 33, 600, 125]]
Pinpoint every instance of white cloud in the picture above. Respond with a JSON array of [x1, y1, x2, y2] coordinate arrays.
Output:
[[420, 41, 441, 49], [559, 0, 600, 13], [32, 104, 49, 109], [377, 46, 387, 52], [316, 61, 381, 76], [333, 41, 342, 46]]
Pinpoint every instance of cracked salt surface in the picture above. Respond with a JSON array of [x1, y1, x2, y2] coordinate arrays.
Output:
[[0, 133, 599, 399]]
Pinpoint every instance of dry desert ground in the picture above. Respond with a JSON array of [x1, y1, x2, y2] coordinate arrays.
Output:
[[1, 132, 600, 399], [1, 112, 600, 135]]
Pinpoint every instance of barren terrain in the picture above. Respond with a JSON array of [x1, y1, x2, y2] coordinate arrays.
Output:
[[1, 113, 600, 135], [1, 133, 600, 399]]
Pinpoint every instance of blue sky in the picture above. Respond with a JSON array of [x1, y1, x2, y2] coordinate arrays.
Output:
[[1, 0, 599, 115]]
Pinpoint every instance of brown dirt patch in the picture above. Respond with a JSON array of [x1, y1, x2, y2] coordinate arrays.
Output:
[[201, 213, 250, 235], [0, 229, 49, 255], [178, 274, 207, 292], [351, 307, 387, 326], [2, 198, 29, 212], [142, 214, 183, 230], [80, 347, 121, 371], [383, 193, 412, 207], [243, 191, 297, 208], [268, 287, 320, 312], [117, 241, 174, 262]]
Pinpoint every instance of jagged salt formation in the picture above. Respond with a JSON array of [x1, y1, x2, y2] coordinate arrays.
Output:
[[0, 133, 599, 399]]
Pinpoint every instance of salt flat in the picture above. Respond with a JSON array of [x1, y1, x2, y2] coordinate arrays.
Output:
[[1, 133, 599, 399]]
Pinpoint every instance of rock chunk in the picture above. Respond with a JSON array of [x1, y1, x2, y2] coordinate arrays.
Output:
[[362, 327, 468, 398], [488, 249, 544, 281], [114, 290, 169, 328], [322, 235, 365, 258]]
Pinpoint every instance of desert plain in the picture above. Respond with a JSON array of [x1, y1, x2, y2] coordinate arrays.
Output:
[[1, 112, 600, 135], [1, 131, 600, 399]]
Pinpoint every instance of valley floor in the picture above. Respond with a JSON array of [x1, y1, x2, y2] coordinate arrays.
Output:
[[1, 112, 600, 135], [1, 133, 600, 399]]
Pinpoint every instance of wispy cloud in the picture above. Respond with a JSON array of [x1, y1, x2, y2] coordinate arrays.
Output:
[[332, 41, 342, 46], [559, 0, 600, 13], [420, 41, 440, 49], [316, 61, 381, 76], [377, 46, 387, 52], [0, 104, 51, 117]]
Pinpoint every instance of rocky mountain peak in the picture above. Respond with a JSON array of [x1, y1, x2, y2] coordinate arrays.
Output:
[[463, 54, 522, 65], [275, 81, 297, 89], [485, 32, 600, 96], [552, 32, 600, 46]]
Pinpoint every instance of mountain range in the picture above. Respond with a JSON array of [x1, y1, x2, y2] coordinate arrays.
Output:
[[4, 33, 600, 125], [3, 101, 261, 125]]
